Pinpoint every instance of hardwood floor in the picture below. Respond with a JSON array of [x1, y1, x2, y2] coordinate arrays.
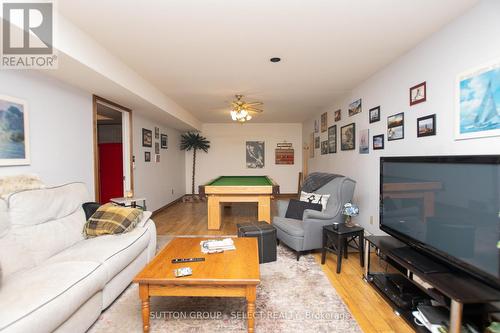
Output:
[[152, 200, 414, 333]]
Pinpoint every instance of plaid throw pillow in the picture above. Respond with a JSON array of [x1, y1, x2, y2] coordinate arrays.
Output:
[[83, 203, 143, 238]]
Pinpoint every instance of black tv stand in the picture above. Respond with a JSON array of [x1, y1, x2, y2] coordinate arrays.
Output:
[[390, 246, 449, 274], [364, 236, 500, 333]]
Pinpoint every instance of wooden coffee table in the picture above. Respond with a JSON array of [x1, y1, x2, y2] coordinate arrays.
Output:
[[134, 237, 260, 332]]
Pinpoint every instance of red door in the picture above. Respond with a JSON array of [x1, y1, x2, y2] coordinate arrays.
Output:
[[99, 143, 124, 203]]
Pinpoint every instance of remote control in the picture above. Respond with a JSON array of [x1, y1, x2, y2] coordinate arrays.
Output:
[[171, 258, 205, 264]]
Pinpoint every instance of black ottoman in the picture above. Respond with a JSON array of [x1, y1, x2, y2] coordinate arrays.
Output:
[[237, 221, 277, 263]]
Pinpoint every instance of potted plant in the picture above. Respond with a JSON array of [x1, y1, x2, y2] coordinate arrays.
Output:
[[180, 132, 210, 201]]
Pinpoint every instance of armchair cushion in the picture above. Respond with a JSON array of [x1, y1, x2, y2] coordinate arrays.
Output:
[[300, 191, 330, 211], [272, 217, 304, 237], [285, 199, 322, 220]]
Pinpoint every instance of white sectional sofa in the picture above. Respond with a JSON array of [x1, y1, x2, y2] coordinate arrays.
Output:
[[0, 183, 157, 333]]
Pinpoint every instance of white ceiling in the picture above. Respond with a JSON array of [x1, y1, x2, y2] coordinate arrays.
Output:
[[59, 0, 478, 123]]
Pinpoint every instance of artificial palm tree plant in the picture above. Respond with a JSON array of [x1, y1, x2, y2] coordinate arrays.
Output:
[[180, 132, 210, 198]]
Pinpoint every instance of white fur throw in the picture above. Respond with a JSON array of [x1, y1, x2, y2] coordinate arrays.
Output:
[[0, 174, 45, 198]]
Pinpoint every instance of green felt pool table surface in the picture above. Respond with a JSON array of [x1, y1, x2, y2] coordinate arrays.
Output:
[[207, 176, 273, 186]]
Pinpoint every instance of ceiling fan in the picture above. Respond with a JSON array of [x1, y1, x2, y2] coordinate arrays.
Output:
[[230, 94, 263, 122]]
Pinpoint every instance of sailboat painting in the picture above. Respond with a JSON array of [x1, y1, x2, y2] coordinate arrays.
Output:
[[0, 95, 30, 166], [456, 61, 500, 140]]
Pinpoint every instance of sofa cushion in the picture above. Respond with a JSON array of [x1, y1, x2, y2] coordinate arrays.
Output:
[[46, 224, 152, 282], [83, 203, 143, 238], [272, 216, 305, 237], [0, 261, 106, 333]]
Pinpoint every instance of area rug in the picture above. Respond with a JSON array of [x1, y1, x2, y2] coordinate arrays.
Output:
[[89, 236, 361, 333]]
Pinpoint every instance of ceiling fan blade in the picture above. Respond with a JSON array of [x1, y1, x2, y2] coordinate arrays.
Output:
[[247, 107, 263, 113], [244, 102, 263, 106]]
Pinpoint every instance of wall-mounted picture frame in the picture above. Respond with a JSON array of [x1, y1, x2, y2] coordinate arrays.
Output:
[[155, 127, 159, 139], [314, 119, 319, 133], [144, 151, 151, 162], [246, 141, 265, 168], [314, 136, 320, 149], [348, 98, 362, 116], [340, 123, 355, 150], [161, 134, 168, 149], [0, 95, 30, 166], [155, 142, 160, 154], [359, 129, 369, 154], [155, 154, 160, 163], [410, 81, 426, 106], [373, 134, 384, 150], [455, 60, 500, 140], [309, 132, 314, 158], [321, 112, 327, 132], [328, 125, 337, 153], [321, 140, 328, 155], [417, 114, 436, 137], [142, 128, 152, 147], [369, 106, 380, 123], [387, 112, 404, 141], [334, 109, 341, 122]]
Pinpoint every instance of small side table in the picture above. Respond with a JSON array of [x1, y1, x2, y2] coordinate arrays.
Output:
[[110, 197, 147, 210], [321, 224, 364, 273]]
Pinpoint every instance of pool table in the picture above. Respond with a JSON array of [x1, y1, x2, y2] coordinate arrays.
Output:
[[199, 176, 280, 230]]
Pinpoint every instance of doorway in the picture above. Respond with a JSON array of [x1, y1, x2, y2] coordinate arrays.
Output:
[[93, 96, 133, 203]]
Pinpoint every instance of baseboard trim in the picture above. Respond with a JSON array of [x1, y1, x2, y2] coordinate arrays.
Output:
[[151, 196, 185, 217]]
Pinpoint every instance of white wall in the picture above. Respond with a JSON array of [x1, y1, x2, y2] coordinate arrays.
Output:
[[302, 0, 500, 235], [0, 71, 94, 194], [187, 123, 302, 194], [133, 114, 186, 211]]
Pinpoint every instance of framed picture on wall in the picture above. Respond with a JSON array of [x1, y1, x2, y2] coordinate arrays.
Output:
[[417, 114, 436, 137], [387, 112, 404, 141], [309, 132, 314, 158], [155, 154, 160, 163], [348, 98, 362, 116], [155, 142, 160, 154], [142, 128, 152, 147], [410, 81, 426, 106], [321, 140, 328, 155], [161, 134, 168, 149], [359, 129, 369, 154], [314, 119, 319, 133], [144, 151, 151, 162], [373, 134, 384, 150], [155, 127, 159, 139], [0, 95, 30, 166], [321, 112, 327, 132], [455, 60, 500, 140], [334, 109, 341, 122], [369, 106, 380, 123], [328, 125, 336, 153], [314, 136, 320, 149], [340, 123, 355, 150], [246, 141, 265, 168]]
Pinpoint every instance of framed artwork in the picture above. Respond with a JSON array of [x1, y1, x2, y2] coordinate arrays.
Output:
[[417, 114, 436, 137], [155, 127, 159, 139], [314, 119, 319, 133], [321, 112, 327, 132], [369, 106, 380, 123], [161, 134, 168, 149], [340, 123, 355, 150], [155, 142, 160, 154], [373, 134, 384, 150], [321, 141, 328, 155], [334, 109, 341, 122], [387, 112, 404, 141], [142, 128, 152, 147], [455, 60, 500, 140], [359, 129, 369, 154], [410, 81, 426, 106], [276, 148, 294, 164], [155, 154, 160, 163], [314, 136, 320, 149], [246, 141, 264, 168], [348, 98, 362, 116], [328, 125, 337, 153], [0, 95, 30, 166], [144, 151, 151, 162], [309, 132, 314, 158]]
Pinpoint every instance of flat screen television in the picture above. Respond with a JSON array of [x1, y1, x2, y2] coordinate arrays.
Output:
[[380, 155, 500, 288]]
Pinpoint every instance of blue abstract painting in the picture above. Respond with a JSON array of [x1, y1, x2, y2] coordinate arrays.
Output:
[[0, 96, 29, 165], [457, 63, 500, 139]]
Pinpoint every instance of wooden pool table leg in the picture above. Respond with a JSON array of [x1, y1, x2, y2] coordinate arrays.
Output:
[[208, 196, 222, 230], [257, 196, 271, 223]]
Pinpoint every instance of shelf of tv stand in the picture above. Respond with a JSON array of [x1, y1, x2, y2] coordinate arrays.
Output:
[[364, 235, 500, 333]]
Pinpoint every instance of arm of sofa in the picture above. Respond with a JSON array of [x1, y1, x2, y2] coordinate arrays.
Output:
[[276, 200, 290, 218]]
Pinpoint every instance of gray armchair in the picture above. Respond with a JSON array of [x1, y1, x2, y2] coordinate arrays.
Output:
[[273, 175, 356, 260]]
